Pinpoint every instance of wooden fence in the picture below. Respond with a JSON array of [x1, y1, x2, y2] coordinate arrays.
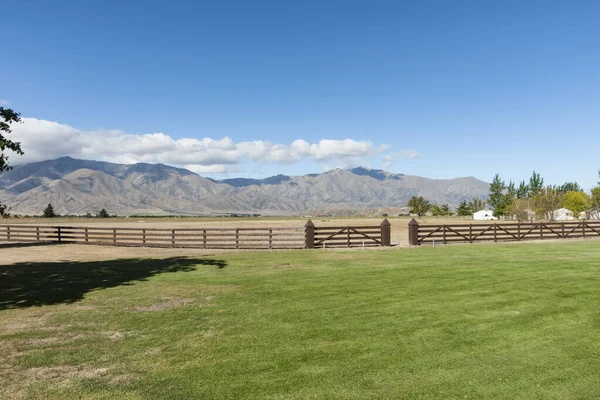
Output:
[[408, 218, 600, 245], [305, 219, 391, 248], [0, 225, 305, 249], [0, 219, 392, 249]]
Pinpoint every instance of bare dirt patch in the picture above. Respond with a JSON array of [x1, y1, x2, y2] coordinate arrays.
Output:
[[133, 297, 197, 312]]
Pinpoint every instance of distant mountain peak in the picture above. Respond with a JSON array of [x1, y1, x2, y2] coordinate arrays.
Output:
[[214, 174, 292, 187], [348, 166, 403, 181]]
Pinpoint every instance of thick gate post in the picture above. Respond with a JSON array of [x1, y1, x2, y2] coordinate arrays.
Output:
[[408, 218, 419, 246], [380, 218, 391, 246], [305, 219, 315, 249]]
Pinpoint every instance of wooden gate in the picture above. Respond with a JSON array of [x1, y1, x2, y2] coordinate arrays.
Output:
[[305, 219, 391, 248]]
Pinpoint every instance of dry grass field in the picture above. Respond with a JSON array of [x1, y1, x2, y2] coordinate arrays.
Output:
[[3, 216, 487, 247]]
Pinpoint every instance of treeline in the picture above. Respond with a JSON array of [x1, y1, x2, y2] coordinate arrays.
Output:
[[406, 169, 600, 221], [488, 170, 600, 221], [407, 196, 486, 217], [40, 204, 114, 218]]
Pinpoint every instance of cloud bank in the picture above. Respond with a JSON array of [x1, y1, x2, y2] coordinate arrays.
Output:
[[7, 118, 393, 174]]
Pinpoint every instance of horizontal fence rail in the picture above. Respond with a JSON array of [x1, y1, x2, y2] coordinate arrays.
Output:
[[408, 219, 600, 245], [0, 219, 392, 249], [0, 225, 305, 249]]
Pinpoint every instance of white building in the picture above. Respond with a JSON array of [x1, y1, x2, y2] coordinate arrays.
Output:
[[580, 210, 600, 220], [552, 208, 575, 221], [473, 210, 498, 220]]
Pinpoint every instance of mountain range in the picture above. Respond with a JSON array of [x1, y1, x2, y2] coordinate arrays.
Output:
[[0, 157, 489, 216]]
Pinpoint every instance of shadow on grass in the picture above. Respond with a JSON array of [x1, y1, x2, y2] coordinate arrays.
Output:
[[0, 257, 227, 310], [0, 242, 61, 249]]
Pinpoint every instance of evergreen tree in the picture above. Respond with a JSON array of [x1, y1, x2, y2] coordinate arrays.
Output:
[[516, 181, 529, 199], [430, 205, 442, 217], [98, 209, 110, 218], [488, 174, 508, 218], [456, 201, 472, 217], [507, 180, 516, 198], [440, 204, 452, 216], [558, 182, 582, 194], [528, 171, 544, 196], [43, 203, 56, 218]]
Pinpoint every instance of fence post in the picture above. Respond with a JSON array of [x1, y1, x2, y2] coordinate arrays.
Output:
[[84, 228, 88, 243], [172, 229, 176, 247], [235, 228, 239, 249], [37, 227, 40, 242], [305, 219, 315, 249], [7, 226, 10, 241], [408, 218, 419, 246], [113, 229, 116, 245], [269, 228, 273, 249], [380, 218, 391, 246], [142, 229, 146, 246], [57, 227, 62, 243]]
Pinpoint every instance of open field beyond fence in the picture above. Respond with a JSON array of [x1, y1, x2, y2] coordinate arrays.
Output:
[[1, 241, 600, 399]]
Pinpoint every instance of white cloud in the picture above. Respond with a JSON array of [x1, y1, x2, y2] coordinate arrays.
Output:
[[6, 117, 390, 174], [381, 149, 421, 170], [0, 100, 9, 106], [399, 149, 420, 160]]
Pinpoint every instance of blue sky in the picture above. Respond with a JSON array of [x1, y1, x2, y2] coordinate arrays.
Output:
[[2, 0, 600, 188]]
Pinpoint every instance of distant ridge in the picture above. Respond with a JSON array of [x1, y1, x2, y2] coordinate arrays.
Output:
[[0, 158, 489, 215]]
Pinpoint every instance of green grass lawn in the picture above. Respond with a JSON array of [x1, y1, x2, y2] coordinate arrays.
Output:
[[2, 241, 600, 399]]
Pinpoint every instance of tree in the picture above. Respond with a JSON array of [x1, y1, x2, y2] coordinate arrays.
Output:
[[43, 203, 56, 218], [530, 186, 563, 221], [440, 204, 453, 216], [430, 205, 442, 217], [469, 198, 486, 212], [407, 196, 432, 218], [0, 107, 24, 173], [528, 171, 544, 196], [507, 180, 516, 198], [98, 209, 110, 218], [516, 181, 529, 199], [1, 107, 24, 216], [488, 174, 509, 218], [456, 201, 472, 217], [562, 191, 591, 219], [507, 198, 530, 221], [559, 182, 582, 194], [590, 187, 600, 219]]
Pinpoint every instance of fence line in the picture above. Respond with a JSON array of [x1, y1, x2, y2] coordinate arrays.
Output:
[[0, 225, 305, 249], [0, 219, 392, 249], [408, 219, 600, 245]]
